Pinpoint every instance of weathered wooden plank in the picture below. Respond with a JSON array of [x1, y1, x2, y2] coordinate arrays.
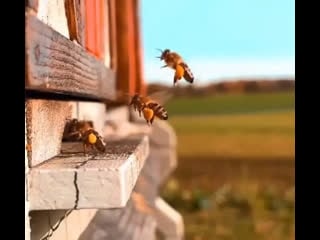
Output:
[[28, 136, 149, 210], [26, 99, 72, 167], [25, 12, 116, 101]]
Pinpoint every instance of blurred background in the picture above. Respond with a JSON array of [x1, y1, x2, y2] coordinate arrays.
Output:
[[141, 1, 294, 240]]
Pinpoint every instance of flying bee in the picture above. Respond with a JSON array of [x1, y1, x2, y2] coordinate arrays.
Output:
[[63, 119, 106, 155], [128, 92, 169, 126], [129, 94, 151, 117], [144, 102, 168, 125], [156, 48, 194, 86]]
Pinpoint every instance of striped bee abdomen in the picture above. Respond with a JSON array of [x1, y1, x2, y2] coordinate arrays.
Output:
[[147, 102, 168, 120], [179, 62, 194, 83]]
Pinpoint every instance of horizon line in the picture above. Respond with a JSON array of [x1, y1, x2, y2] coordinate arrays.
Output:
[[142, 57, 295, 86]]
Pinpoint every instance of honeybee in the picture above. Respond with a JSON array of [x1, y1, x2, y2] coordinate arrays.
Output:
[[129, 92, 169, 126], [156, 48, 194, 85], [63, 119, 106, 155]]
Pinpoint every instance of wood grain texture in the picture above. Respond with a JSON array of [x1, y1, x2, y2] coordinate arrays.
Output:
[[25, 12, 116, 101], [25, 99, 72, 167], [28, 136, 149, 210]]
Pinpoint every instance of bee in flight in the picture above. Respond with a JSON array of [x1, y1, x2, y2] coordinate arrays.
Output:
[[129, 93, 169, 126], [156, 48, 194, 86], [63, 119, 106, 155]]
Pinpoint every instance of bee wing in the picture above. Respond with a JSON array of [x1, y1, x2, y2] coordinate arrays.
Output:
[[180, 62, 194, 83], [148, 90, 173, 105]]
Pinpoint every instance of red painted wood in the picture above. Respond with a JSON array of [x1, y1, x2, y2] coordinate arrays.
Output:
[[115, 0, 137, 96]]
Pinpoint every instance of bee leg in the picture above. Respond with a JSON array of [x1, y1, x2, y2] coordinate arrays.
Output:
[[83, 143, 87, 156], [92, 145, 98, 157], [173, 77, 178, 86], [139, 106, 144, 117], [161, 64, 168, 68], [150, 116, 155, 125]]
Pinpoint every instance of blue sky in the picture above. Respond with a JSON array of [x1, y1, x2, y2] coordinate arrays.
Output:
[[140, 0, 295, 85]]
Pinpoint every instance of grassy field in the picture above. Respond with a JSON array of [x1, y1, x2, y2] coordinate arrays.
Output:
[[159, 91, 295, 240], [166, 91, 294, 115], [170, 111, 294, 160]]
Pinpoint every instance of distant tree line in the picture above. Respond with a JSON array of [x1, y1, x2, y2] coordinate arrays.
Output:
[[147, 79, 295, 96]]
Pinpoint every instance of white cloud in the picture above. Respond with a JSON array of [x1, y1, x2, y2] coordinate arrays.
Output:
[[142, 57, 295, 86]]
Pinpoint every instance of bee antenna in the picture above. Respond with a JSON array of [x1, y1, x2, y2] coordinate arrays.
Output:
[[156, 48, 163, 53]]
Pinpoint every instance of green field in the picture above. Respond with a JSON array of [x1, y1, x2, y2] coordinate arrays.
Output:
[[160, 91, 295, 240], [169, 111, 294, 160], [166, 91, 294, 115]]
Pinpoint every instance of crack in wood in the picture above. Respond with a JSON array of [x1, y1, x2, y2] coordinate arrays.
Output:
[[71, 155, 97, 210], [40, 209, 73, 240], [73, 172, 80, 209], [38, 157, 94, 240]]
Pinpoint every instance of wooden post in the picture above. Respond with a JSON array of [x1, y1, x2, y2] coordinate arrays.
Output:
[[85, 0, 104, 59], [115, 0, 137, 97], [108, 0, 117, 71], [133, 0, 146, 96]]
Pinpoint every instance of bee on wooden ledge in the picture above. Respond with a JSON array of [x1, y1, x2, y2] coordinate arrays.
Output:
[[63, 119, 106, 155]]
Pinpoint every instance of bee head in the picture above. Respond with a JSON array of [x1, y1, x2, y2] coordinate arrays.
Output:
[[129, 93, 140, 105], [156, 48, 170, 60]]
